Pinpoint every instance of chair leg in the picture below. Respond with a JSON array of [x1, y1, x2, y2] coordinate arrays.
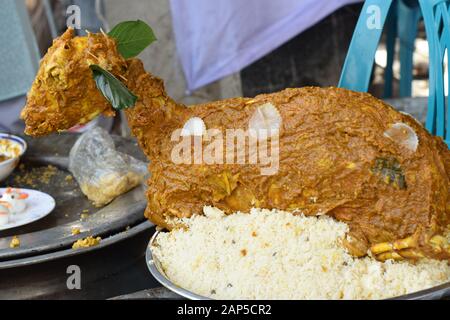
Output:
[[384, 2, 397, 98], [339, 0, 395, 92], [398, 0, 421, 97]]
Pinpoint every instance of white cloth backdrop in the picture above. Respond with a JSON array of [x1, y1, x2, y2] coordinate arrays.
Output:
[[170, 0, 362, 91]]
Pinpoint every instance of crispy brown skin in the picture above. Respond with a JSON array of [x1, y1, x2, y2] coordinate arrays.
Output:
[[22, 31, 450, 260]]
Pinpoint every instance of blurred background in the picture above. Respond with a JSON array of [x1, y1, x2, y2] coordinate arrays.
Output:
[[0, 0, 431, 134]]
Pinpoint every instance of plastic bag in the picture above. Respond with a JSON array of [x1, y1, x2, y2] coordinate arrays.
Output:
[[69, 127, 148, 207]]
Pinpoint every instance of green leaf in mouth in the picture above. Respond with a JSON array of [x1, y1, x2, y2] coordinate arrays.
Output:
[[90, 65, 137, 110], [109, 20, 157, 59]]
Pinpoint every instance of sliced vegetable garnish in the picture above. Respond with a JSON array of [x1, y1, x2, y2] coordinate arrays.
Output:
[[384, 122, 419, 152], [248, 102, 282, 141], [181, 117, 207, 137]]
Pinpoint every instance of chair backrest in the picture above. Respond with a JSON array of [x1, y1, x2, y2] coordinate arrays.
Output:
[[397, 0, 422, 97], [339, 0, 394, 92], [419, 0, 450, 144], [341, 0, 450, 146]]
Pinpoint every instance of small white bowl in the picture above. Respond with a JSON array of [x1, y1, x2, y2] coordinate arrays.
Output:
[[0, 133, 27, 182]]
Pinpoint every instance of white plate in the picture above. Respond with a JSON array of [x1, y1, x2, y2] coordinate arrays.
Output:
[[0, 188, 55, 231]]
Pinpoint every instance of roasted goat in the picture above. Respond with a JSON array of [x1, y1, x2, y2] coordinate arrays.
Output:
[[21, 29, 450, 261]]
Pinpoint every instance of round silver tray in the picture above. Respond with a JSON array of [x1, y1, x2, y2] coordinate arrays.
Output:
[[0, 133, 148, 262], [146, 230, 211, 300], [146, 230, 450, 300]]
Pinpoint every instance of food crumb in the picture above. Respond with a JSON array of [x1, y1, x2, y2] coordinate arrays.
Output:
[[71, 227, 81, 235], [251, 231, 258, 237], [9, 236, 20, 248], [65, 175, 74, 182], [41, 165, 58, 184], [72, 236, 101, 249], [80, 213, 89, 220], [240, 249, 247, 257], [11, 164, 57, 187]]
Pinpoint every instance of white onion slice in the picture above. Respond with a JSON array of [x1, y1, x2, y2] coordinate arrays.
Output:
[[181, 117, 206, 137], [249, 103, 282, 141], [384, 122, 419, 152]]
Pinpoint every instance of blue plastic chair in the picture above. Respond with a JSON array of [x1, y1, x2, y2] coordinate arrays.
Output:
[[383, 0, 398, 98], [384, 0, 422, 98], [339, 0, 450, 145], [339, 0, 395, 93], [419, 0, 450, 144], [398, 1, 422, 97]]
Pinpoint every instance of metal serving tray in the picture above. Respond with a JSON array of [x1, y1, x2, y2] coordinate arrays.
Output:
[[0, 133, 148, 261], [146, 231, 211, 300]]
